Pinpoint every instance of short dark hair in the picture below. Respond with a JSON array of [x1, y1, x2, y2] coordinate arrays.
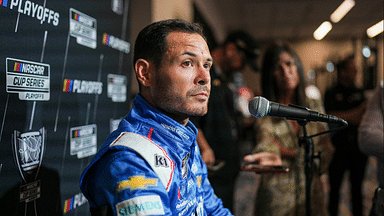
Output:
[[133, 19, 206, 68], [261, 42, 307, 107]]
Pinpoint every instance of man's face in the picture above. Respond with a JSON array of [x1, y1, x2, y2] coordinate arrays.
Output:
[[151, 31, 212, 122]]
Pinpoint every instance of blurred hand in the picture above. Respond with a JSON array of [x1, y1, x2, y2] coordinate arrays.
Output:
[[201, 147, 215, 168], [243, 152, 282, 166]]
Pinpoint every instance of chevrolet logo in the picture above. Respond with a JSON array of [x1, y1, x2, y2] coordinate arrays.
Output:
[[196, 176, 202, 188], [116, 176, 158, 193]]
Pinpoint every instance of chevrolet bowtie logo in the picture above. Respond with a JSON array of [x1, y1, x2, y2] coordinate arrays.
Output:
[[116, 176, 158, 193], [196, 176, 202, 188]]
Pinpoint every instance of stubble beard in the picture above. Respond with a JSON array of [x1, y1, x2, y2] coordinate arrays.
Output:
[[152, 83, 209, 118]]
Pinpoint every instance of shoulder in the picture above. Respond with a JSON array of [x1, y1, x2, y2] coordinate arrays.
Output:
[[81, 133, 174, 207], [86, 149, 169, 215], [84, 140, 154, 185], [81, 146, 157, 203], [110, 132, 176, 191]]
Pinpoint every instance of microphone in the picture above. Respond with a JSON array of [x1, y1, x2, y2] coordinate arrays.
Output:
[[248, 96, 348, 126]]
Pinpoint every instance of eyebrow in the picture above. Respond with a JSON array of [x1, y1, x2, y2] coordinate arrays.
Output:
[[181, 51, 213, 62]]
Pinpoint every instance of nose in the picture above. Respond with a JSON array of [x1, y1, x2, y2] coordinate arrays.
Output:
[[196, 65, 211, 85], [280, 65, 291, 77]]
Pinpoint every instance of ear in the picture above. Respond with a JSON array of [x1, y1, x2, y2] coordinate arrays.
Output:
[[135, 59, 152, 87]]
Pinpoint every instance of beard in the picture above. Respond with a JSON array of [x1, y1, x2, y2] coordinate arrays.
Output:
[[152, 80, 210, 118]]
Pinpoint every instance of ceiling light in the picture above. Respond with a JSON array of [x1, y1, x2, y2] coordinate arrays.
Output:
[[314, 21, 333, 40], [330, 0, 355, 23], [367, 20, 383, 38]]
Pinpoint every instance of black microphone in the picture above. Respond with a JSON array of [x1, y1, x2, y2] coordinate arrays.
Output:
[[248, 96, 348, 126]]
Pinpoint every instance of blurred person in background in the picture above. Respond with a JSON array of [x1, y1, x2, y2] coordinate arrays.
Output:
[[324, 55, 367, 216], [249, 42, 334, 216], [191, 30, 260, 212], [358, 81, 383, 216]]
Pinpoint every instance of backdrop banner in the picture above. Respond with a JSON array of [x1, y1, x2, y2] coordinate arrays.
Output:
[[0, 0, 132, 215]]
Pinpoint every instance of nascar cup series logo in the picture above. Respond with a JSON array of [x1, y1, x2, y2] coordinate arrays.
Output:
[[69, 8, 97, 49], [6, 58, 50, 101], [107, 74, 127, 102], [70, 124, 97, 159]]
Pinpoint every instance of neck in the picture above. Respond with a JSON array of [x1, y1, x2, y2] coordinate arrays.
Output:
[[163, 112, 189, 126], [278, 89, 296, 105], [139, 92, 189, 126]]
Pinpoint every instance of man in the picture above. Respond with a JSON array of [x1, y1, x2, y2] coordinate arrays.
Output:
[[191, 30, 260, 211], [80, 19, 232, 215], [324, 55, 367, 216]]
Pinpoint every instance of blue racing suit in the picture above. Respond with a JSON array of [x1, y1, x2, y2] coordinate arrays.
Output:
[[80, 94, 233, 216]]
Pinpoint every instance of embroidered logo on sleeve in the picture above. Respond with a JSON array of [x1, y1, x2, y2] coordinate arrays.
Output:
[[116, 195, 165, 216], [116, 176, 158, 193], [110, 132, 175, 192], [196, 176, 202, 188]]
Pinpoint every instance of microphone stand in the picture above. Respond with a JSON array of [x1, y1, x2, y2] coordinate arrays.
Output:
[[297, 120, 322, 216]]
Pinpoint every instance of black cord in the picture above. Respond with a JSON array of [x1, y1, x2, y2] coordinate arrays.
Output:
[[308, 122, 348, 139]]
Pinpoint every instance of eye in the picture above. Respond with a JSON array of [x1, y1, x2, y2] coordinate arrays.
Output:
[[203, 62, 212, 70], [182, 61, 192, 67], [286, 60, 295, 67]]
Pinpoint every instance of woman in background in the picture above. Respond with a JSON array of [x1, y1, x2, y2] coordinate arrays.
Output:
[[250, 43, 334, 216]]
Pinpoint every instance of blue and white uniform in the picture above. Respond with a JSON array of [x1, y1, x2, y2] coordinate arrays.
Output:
[[80, 94, 233, 216]]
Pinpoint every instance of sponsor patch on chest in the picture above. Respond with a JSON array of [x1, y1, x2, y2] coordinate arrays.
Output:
[[116, 176, 158, 193], [116, 195, 165, 216]]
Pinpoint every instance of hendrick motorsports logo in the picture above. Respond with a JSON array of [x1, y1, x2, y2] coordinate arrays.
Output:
[[6, 58, 50, 101], [70, 124, 97, 159], [12, 128, 46, 203], [2, 0, 60, 26], [107, 74, 127, 102], [69, 8, 97, 49]]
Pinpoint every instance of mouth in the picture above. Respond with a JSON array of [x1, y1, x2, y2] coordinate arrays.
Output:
[[192, 91, 209, 100]]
